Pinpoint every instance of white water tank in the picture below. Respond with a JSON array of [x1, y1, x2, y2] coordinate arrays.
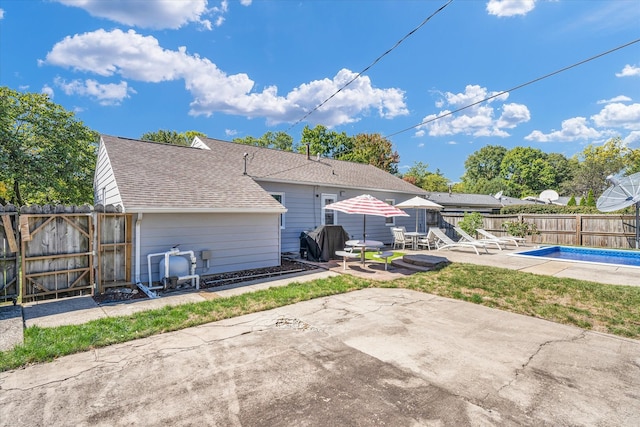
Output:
[[159, 255, 190, 279]]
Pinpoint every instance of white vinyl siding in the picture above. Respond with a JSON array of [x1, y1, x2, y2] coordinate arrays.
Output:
[[93, 140, 123, 208], [135, 212, 281, 284], [257, 181, 418, 253]]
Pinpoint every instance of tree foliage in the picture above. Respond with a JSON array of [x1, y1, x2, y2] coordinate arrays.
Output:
[[0, 87, 98, 206], [565, 137, 628, 198], [339, 133, 399, 174], [298, 125, 353, 158], [402, 162, 449, 191], [141, 129, 191, 146], [233, 131, 295, 151]]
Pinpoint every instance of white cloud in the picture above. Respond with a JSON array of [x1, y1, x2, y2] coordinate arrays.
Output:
[[54, 76, 135, 106], [525, 117, 601, 142], [597, 95, 632, 104], [591, 103, 640, 130], [446, 140, 457, 145], [42, 85, 54, 99], [616, 64, 640, 78], [624, 131, 640, 145], [0, 8, 4, 19], [55, 0, 214, 30], [43, 29, 408, 126], [416, 85, 528, 138], [225, 129, 238, 137], [486, 0, 536, 17]]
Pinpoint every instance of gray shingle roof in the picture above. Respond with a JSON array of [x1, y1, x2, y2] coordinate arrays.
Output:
[[102, 135, 285, 213], [101, 135, 424, 212], [426, 192, 535, 208], [197, 136, 425, 195]]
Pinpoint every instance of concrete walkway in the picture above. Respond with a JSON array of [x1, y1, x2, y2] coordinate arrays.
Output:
[[1, 287, 639, 426]]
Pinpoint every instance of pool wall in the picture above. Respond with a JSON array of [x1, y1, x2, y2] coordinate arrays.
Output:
[[512, 245, 640, 268]]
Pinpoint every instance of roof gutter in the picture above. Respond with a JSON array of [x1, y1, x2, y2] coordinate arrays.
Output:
[[123, 207, 287, 214], [250, 177, 425, 196]]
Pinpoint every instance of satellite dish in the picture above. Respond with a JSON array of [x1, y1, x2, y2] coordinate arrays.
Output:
[[539, 189, 559, 203], [493, 191, 503, 200], [597, 172, 640, 249]]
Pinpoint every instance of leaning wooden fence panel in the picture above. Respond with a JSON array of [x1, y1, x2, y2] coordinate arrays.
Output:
[[0, 211, 19, 304], [96, 213, 133, 293], [21, 213, 94, 302]]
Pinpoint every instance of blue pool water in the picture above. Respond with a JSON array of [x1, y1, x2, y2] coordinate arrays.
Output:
[[515, 246, 640, 268]]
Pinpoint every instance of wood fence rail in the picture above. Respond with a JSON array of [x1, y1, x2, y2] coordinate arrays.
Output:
[[1, 204, 131, 303], [1, 206, 638, 304], [439, 213, 639, 249]]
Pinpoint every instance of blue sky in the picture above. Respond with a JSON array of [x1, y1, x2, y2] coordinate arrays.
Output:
[[1, 0, 639, 182]]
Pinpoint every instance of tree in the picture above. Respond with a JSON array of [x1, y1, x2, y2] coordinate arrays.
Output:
[[462, 145, 507, 182], [141, 130, 190, 146], [566, 137, 628, 198], [500, 147, 556, 197], [0, 87, 98, 206], [234, 131, 295, 151], [625, 148, 640, 175], [298, 125, 353, 158], [339, 133, 399, 174], [567, 195, 577, 206], [586, 189, 596, 207], [402, 162, 450, 191]]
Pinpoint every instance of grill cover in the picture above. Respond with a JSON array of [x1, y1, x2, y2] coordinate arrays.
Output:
[[300, 225, 350, 262]]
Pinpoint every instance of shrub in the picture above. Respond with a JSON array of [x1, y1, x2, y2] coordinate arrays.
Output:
[[567, 195, 576, 206], [502, 219, 539, 238], [458, 212, 484, 236]]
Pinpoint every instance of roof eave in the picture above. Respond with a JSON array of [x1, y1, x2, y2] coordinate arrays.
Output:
[[122, 207, 287, 214]]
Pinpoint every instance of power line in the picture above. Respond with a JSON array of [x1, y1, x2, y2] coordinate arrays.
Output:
[[285, 0, 454, 133], [385, 37, 640, 139]]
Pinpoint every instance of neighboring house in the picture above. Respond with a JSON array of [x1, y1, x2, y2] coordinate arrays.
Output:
[[94, 135, 425, 285], [425, 191, 535, 214]]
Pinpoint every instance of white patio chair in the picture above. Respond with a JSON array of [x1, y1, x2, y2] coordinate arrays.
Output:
[[454, 227, 505, 251], [427, 228, 488, 255], [391, 227, 413, 250], [476, 228, 526, 247]]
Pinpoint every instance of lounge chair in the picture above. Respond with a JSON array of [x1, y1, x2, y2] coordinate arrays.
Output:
[[476, 228, 526, 247], [391, 227, 413, 250], [427, 228, 488, 255], [454, 227, 505, 251]]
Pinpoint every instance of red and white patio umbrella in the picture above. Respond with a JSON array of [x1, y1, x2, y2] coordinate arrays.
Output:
[[323, 194, 409, 241]]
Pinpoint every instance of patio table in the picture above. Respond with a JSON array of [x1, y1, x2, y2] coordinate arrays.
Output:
[[404, 232, 427, 249], [345, 239, 384, 264]]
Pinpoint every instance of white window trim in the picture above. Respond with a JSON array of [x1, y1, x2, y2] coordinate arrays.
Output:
[[270, 192, 285, 229], [321, 193, 338, 225], [385, 198, 396, 226]]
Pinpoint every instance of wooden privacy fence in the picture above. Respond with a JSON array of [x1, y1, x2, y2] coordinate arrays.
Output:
[[439, 213, 639, 249], [0, 205, 132, 303], [1, 211, 19, 304]]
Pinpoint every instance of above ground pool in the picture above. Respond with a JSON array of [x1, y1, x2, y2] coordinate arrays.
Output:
[[513, 246, 640, 268]]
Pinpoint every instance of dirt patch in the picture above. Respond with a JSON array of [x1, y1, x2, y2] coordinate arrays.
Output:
[[92, 258, 320, 304]]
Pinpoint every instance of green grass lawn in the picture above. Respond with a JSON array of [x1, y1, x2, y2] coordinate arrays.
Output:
[[1, 262, 639, 372]]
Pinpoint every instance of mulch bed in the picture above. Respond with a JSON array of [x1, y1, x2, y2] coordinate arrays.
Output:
[[92, 258, 320, 304]]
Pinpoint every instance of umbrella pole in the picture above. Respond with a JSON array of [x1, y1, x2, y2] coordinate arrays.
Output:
[[363, 215, 366, 241], [415, 209, 419, 233]]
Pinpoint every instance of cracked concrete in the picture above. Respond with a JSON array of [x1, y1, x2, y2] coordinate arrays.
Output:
[[2, 288, 639, 426]]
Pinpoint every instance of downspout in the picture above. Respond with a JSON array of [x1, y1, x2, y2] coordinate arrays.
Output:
[[134, 213, 158, 298], [135, 213, 143, 284]]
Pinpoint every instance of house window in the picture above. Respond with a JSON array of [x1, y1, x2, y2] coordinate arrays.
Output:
[[321, 194, 337, 225], [385, 199, 395, 226], [271, 192, 285, 229]]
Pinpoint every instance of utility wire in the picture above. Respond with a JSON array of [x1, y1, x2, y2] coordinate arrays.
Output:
[[285, 0, 454, 133], [385, 37, 640, 139], [260, 38, 639, 180]]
